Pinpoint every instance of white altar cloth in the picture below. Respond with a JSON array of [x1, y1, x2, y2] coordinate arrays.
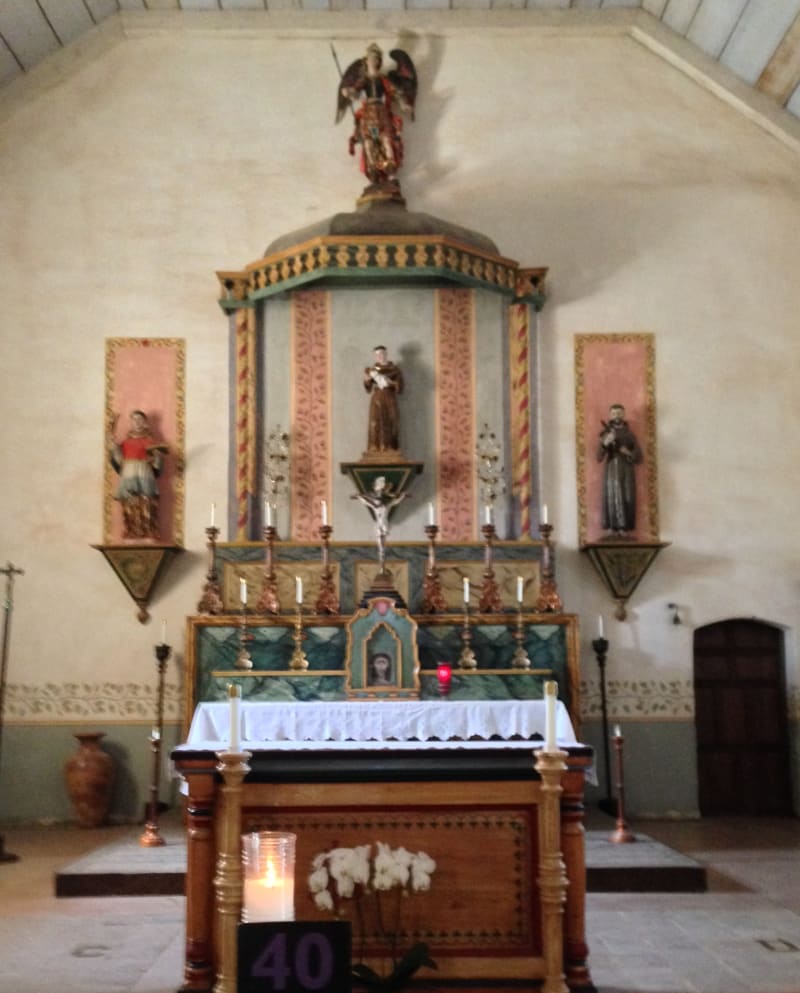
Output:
[[185, 699, 577, 749]]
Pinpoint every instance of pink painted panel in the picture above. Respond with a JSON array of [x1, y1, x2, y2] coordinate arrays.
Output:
[[576, 335, 658, 545], [104, 338, 185, 544], [290, 291, 331, 540], [436, 289, 475, 542]]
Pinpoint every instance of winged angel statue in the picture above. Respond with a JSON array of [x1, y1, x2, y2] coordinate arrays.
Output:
[[335, 43, 418, 191]]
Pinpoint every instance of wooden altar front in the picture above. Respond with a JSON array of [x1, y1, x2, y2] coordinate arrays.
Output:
[[172, 728, 595, 993]]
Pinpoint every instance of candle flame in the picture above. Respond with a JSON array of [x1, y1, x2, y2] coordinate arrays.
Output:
[[261, 858, 280, 888]]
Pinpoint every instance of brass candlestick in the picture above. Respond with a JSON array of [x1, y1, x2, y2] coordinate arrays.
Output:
[[255, 525, 280, 615], [478, 522, 503, 613], [315, 525, 340, 615], [197, 526, 224, 614], [140, 641, 171, 847], [535, 522, 563, 613], [609, 727, 636, 844], [421, 524, 446, 614], [289, 602, 309, 670], [511, 602, 532, 669], [457, 599, 478, 670], [234, 601, 253, 670]]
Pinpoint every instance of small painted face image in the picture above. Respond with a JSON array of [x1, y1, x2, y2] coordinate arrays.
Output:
[[369, 652, 392, 686]]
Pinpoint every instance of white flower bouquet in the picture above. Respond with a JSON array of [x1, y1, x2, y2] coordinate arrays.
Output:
[[308, 841, 437, 990]]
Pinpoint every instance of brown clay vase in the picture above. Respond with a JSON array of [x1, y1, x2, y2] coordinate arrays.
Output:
[[63, 732, 115, 828]]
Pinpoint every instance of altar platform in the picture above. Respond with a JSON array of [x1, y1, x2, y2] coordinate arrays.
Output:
[[54, 812, 707, 899]]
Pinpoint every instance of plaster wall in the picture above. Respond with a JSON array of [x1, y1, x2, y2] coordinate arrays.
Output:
[[0, 13, 798, 820]]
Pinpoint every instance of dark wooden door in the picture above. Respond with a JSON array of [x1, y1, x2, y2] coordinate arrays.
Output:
[[694, 619, 792, 815]]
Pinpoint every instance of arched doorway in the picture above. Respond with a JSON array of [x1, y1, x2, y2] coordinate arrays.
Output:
[[694, 618, 792, 816]]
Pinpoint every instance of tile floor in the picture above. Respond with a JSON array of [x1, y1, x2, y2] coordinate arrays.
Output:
[[0, 814, 798, 993]]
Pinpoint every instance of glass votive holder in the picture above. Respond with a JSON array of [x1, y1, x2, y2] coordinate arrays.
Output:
[[436, 662, 453, 696], [241, 830, 296, 922]]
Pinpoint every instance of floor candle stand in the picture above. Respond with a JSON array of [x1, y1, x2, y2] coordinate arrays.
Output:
[[140, 641, 171, 847], [0, 562, 23, 864], [609, 727, 636, 844], [591, 635, 615, 816]]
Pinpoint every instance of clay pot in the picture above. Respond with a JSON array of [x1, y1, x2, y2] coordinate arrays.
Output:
[[63, 732, 115, 828]]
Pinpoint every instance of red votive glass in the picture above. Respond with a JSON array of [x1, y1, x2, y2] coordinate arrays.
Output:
[[437, 662, 453, 696]]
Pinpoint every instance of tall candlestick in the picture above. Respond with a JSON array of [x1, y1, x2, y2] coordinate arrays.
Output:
[[210, 502, 216, 528], [598, 614, 605, 639], [321, 500, 328, 526], [516, 576, 524, 604], [229, 683, 241, 752], [544, 680, 558, 751], [428, 501, 435, 526], [240, 578, 247, 606], [160, 619, 167, 644], [542, 503, 549, 525], [295, 576, 303, 604], [463, 577, 470, 603]]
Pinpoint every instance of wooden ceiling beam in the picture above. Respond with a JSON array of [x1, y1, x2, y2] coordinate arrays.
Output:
[[757, 10, 800, 106]]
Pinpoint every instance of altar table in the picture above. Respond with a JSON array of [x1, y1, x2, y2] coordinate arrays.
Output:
[[186, 698, 578, 748], [172, 702, 595, 993]]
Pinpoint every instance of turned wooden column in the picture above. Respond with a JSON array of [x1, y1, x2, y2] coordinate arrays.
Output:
[[535, 749, 569, 993], [178, 761, 218, 993], [560, 755, 595, 992], [213, 750, 251, 993]]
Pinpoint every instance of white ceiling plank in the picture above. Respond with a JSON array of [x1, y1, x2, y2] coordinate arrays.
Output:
[[721, 0, 800, 85], [452, 0, 491, 9], [0, 0, 61, 71], [526, 0, 571, 9], [787, 78, 800, 113], [407, 0, 450, 7], [643, 0, 669, 16], [757, 11, 800, 104], [662, 0, 701, 36], [84, 0, 122, 19], [178, 0, 222, 9], [329, 0, 366, 10], [493, 0, 529, 9], [0, 35, 24, 83], [686, 0, 749, 58], [118, 1, 147, 10], [600, 0, 641, 9], [219, 0, 268, 9], [39, 0, 94, 45], [572, 0, 604, 10]]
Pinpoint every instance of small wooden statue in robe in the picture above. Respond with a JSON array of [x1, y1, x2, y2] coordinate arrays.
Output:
[[364, 345, 404, 455], [109, 409, 168, 540]]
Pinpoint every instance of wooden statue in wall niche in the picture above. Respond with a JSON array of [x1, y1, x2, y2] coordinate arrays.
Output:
[[335, 43, 417, 192], [109, 409, 168, 540], [364, 345, 404, 455], [597, 403, 642, 537]]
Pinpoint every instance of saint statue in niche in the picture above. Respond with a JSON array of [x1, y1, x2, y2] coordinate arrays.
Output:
[[596, 403, 642, 537], [335, 43, 417, 194], [108, 409, 168, 540], [364, 345, 404, 455]]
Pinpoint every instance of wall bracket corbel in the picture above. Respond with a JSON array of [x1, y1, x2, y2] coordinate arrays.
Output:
[[93, 544, 183, 624], [580, 541, 669, 621]]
